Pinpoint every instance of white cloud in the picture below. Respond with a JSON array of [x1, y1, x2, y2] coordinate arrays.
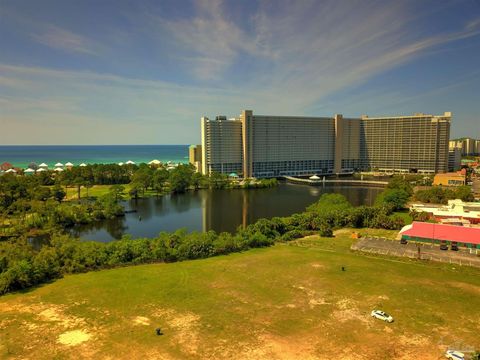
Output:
[[141, 0, 480, 112], [148, 0, 271, 80], [32, 25, 101, 55], [2, 1, 480, 143]]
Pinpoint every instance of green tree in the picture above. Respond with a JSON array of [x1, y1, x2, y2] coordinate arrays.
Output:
[[375, 188, 410, 210], [454, 186, 474, 202], [52, 184, 66, 203], [191, 172, 205, 190], [152, 168, 169, 195], [307, 193, 352, 215], [129, 182, 142, 199], [131, 167, 153, 196], [74, 177, 84, 200], [209, 172, 229, 189], [109, 185, 126, 202], [34, 187, 52, 202], [387, 176, 413, 196], [84, 181, 93, 198], [169, 165, 194, 193]]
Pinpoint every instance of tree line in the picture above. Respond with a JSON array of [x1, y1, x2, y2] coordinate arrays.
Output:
[[0, 164, 278, 235], [1, 181, 408, 295], [2, 174, 474, 295]]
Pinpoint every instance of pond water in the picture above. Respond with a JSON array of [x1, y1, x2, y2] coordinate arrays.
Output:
[[73, 182, 384, 242]]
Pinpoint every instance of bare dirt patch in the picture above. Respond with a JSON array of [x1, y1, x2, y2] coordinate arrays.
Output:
[[1, 302, 86, 329], [133, 316, 151, 326], [152, 309, 201, 356], [58, 329, 92, 346], [38, 307, 85, 328], [293, 285, 330, 309], [331, 299, 371, 325], [240, 333, 318, 360], [447, 281, 480, 295]]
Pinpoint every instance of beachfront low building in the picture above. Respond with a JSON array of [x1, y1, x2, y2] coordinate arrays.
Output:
[[410, 199, 480, 224], [399, 222, 480, 250], [193, 110, 451, 178]]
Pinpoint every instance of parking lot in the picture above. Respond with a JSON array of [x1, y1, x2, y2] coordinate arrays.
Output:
[[352, 237, 480, 268]]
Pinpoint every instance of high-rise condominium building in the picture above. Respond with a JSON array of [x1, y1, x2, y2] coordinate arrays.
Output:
[[196, 110, 451, 178], [449, 138, 480, 156]]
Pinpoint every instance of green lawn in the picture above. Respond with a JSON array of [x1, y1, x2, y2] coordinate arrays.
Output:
[[393, 210, 413, 225], [62, 184, 163, 200], [1, 230, 479, 359]]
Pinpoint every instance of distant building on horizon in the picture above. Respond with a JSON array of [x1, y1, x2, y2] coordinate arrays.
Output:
[[449, 137, 480, 156], [191, 110, 452, 178], [448, 146, 462, 171], [188, 145, 202, 173]]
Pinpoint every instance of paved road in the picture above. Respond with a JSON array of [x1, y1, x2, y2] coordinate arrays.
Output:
[[352, 237, 480, 268]]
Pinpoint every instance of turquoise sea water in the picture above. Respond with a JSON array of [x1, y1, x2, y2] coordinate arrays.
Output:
[[0, 145, 189, 169]]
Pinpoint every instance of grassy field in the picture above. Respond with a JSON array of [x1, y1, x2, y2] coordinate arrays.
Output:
[[1, 229, 480, 359], [63, 184, 162, 200]]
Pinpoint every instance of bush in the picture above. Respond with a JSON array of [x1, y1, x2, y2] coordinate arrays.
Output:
[[318, 223, 333, 237], [280, 230, 305, 241], [375, 189, 410, 210]]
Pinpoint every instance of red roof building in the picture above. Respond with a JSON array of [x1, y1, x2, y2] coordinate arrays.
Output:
[[0, 162, 13, 171], [400, 221, 480, 248]]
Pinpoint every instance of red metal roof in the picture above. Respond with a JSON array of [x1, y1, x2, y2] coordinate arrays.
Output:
[[401, 222, 480, 245]]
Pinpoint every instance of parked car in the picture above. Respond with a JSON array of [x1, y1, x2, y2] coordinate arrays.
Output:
[[445, 350, 465, 360], [370, 310, 393, 323], [440, 242, 448, 251], [400, 238, 408, 245], [450, 242, 459, 251]]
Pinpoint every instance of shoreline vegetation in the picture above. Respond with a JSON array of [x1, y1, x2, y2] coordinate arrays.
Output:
[[0, 163, 277, 238], [0, 165, 475, 295]]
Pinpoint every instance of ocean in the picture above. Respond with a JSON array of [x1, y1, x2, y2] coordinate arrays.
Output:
[[0, 145, 190, 169]]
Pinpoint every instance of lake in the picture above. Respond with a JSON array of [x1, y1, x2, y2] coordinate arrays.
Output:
[[73, 182, 383, 242]]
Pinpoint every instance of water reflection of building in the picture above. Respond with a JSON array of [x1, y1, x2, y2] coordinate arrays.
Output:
[[200, 184, 382, 232], [202, 190, 249, 233]]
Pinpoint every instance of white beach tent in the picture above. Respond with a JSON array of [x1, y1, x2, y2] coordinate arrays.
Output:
[[54, 167, 64, 172], [54, 162, 64, 168], [5, 169, 17, 173], [65, 162, 74, 167], [309, 175, 320, 180], [148, 159, 161, 165], [79, 163, 87, 167], [36, 168, 47, 172], [24, 168, 35, 174], [118, 162, 124, 166], [125, 160, 135, 165], [39, 163, 48, 169]]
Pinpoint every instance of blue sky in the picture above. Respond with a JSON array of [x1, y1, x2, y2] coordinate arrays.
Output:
[[1, 0, 479, 144]]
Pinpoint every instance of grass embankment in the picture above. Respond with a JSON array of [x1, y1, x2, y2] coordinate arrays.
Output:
[[1, 229, 479, 359]]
